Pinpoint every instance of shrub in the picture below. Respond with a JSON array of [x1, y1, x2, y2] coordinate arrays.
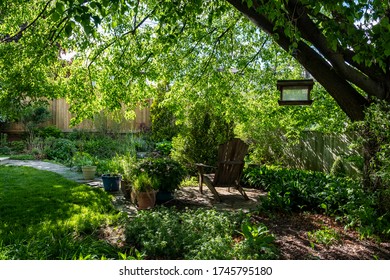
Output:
[[154, 140, 172, 156], [125, 207, 277, 260], [243, 165, 390, 238], [0, 146, 11, 155], [81, 137, 121, 159], [133, 157, 187, 192], [150, 84, 179, 142], [0, 133, 7, 147], [19, 104, 51, 149], [79, 135, 141, 160], [243, 165, 362, 214], [330, 156, 347, 177], [10, 141, 25, 153], [45, 138, 77, 162], [38, 125, 64, 139], [171, 110, 234, 172]]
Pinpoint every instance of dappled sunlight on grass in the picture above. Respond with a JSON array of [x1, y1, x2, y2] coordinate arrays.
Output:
[[0, 166, 124, 259]]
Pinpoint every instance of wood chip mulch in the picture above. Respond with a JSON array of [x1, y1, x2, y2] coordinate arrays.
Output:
[[251, 212, 390, 260]]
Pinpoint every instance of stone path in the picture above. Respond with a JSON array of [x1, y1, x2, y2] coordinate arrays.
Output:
[[0, 158, 264, 215], [0, 158, 84, 181]]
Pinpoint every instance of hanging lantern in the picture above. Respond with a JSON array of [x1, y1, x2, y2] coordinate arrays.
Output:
[[277, 79, 314, 105]]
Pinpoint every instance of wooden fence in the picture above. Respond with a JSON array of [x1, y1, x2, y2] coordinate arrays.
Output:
[[2, 98, 152, 134], [283, 131, 362, 177]]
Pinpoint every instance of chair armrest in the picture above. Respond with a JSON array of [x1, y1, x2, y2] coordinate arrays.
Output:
[[219, 160, 244, 165], [195, 163, 216, 169], [195, 163, 216, 175]]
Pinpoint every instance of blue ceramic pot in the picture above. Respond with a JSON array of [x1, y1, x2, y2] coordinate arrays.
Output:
[[102, 174, 122, 192]]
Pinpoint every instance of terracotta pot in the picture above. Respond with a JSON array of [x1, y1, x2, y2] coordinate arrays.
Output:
[[120, 180, 132, 200], [136, 190, 156, 210]]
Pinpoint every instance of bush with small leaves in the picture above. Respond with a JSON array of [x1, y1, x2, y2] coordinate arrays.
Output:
[[45, 138, 77, 162], [125, 207, 278, 260]]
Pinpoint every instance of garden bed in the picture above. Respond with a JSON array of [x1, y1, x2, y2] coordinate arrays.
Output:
[[105, 185, 390, 260], [252, 212, 390, 260]]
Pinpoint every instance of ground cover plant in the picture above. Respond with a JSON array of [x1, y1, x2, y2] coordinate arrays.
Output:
[[0, 166, 125, 260], [242, 165, 390, 239], [125, 207, 278, 260]]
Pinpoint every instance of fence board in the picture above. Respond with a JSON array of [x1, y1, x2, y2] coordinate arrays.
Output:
[[284, 131, 361, 177], [2, 98, 152, 134]]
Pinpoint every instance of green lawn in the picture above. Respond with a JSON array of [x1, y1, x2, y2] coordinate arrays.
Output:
[[0, 165, 124, 260]]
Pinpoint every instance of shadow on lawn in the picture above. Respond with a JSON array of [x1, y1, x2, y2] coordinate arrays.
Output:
[[0, 166, 120, 259]]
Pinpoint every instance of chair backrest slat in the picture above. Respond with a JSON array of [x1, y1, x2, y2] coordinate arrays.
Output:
[[214, 138, 248, 186]]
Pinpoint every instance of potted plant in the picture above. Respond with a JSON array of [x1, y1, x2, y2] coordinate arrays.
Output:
[[116, 154, 137, 200], [101, 158, 122, 192], [135, 157, 186, 204], [102, 173, 122, 192], [72, 152, 97, 180], [132, 173, 158, 210], [82, 165, 97, 180]]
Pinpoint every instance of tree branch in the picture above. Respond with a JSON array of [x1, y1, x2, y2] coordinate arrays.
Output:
[[48, 16, 69, 42], [87, 7, 157, 69], [285, 0, 385, 98], [1, 0, 53, 43], [190, 23, 238, 88], [226, 0, 368, 120]]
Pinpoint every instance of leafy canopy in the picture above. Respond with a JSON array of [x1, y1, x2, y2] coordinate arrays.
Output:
[[2, 0, 386, 127]]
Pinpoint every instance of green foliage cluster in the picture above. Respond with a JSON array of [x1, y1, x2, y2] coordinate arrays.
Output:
[[133, 157, 187, 192], [19, 104, 51, 148], [330, 156, 347, 177], [307, 226, 341, 248], [37, 125, 64, 139], [45, 138, 77, 162], [353, 100, 390, 215], [9, 141, 26, 154], [154, 140, 173, 157], [243, 165, 360, 214], [133, 173, 159, 193], [242, 165, 390, 238], [74, 133, 152, 160], [172, 110, 235, 170], [0, 133, 11, 155], [150, 85, 179, 142], [125, 207, 278, 260], [71, 151, 97, 171], [78, 136, 131, 160], [238, 221, 277, 260]]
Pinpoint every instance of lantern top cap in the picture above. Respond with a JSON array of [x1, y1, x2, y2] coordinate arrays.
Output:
[[277, 79, 314, 87]]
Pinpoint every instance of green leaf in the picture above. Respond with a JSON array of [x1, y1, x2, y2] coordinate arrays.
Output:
[[51, 11, 61, 22], [64, 23, 73, 37], [64, 21, 76, 37], [55, 2, 65, 13], [92, 16, 101, 26]]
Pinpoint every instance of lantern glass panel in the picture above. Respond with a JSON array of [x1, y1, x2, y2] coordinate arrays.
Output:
[[282, 86, 308, 101]]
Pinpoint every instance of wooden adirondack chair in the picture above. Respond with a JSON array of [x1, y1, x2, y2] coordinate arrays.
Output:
[[196, 138, 249, 202]]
